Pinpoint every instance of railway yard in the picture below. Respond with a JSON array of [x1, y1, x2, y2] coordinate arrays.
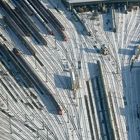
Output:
[[0, 0, 140, 140]]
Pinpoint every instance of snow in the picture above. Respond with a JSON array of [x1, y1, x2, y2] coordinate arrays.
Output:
[[0, 0, 140, 140]]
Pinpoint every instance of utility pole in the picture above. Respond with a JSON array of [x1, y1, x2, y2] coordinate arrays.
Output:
[[34, 55, 37, 69], [6, 93, 9, 111], [45, 67, 47, 82], [9, 117, 12, 134], [54, 36, 57, 49]]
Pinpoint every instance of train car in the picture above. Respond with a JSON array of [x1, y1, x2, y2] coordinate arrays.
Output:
[[0, 1, 30, 36], [26, 0, 54, 35], [72, 9, 91, 36], [58, 108, 64, 115], [14, 6, 47, 45], [46, 9, 65, 31], [124, 5, 127, 14], [0, 34, 7, 41], [102, 4, 107, 13], [62, 31, 67, 41], [12, 48, 20, 56], [18, 0, 34, 16], [70, 70, 76, 90], [137, 104, 140, 119], [12, 47, 62, 115], [84, 94, 95, 139], [27, 0, 66, 40], [111, 7, 116, 33], [3, 15, 36, 56], [134, 45, 140, 59], [85, 24, 92, 36], [78, 61, 81, 69], [70, 69, 79, 90]]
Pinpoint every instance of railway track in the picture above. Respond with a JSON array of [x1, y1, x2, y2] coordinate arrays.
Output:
[[84, 95, 94, 140], [1, 1, 139, 140], [119, 8, 140, 140], [77, 9, 123, 139], [1, 0, 47, 45], [0, 12, 83, 139], [18, 0, 53, 35], [77, 28, 102, 139], [26, 0, 66, 41], [99, 12, 125, 139], [90, 10, 127, 140], [96, 61, 116, 140], [0, 45, 67, 140], [86, 81, 100, 140], [0, 43, 62, 114], [13, 1, 47, 45]]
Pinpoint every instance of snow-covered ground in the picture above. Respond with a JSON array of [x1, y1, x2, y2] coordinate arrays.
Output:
[[0, 0, 140, 140]]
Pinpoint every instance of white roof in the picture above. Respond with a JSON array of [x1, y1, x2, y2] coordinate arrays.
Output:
[[67, 0, 139, 4], [67, 0, 107, 4]]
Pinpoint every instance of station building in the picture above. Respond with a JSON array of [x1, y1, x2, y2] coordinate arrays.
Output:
[[65, 0, 140, 7]]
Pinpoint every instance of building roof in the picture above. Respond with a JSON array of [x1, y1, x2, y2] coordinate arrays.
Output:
[[68, 0, 107, 4], [67, 0, 140, 5]]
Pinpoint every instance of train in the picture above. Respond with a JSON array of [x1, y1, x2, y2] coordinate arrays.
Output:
[[111, 7, 116, 33], [97, 60, 116, 140], [18, 0, 34, 16], [3, 16, 36, 56], [124, 5, 128, 14], [27, 0, 67, 41], [72, 9, 91, 36], [45, 8, 65, 31], [13, 48, 20, 56], [70, 69, 79, 91], [21, 0, 53, 35], [84, 95, 95, 139], [0, 0, 30, 36], [86, 80, 99, 139], [12, 47, 63, 115], [14, 6, 47, 45]]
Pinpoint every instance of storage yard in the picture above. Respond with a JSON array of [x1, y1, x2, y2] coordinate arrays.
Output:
[[0, 0, 140, 140]]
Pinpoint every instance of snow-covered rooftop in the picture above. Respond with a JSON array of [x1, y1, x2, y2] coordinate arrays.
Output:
[[67, 0, 140, 5]]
